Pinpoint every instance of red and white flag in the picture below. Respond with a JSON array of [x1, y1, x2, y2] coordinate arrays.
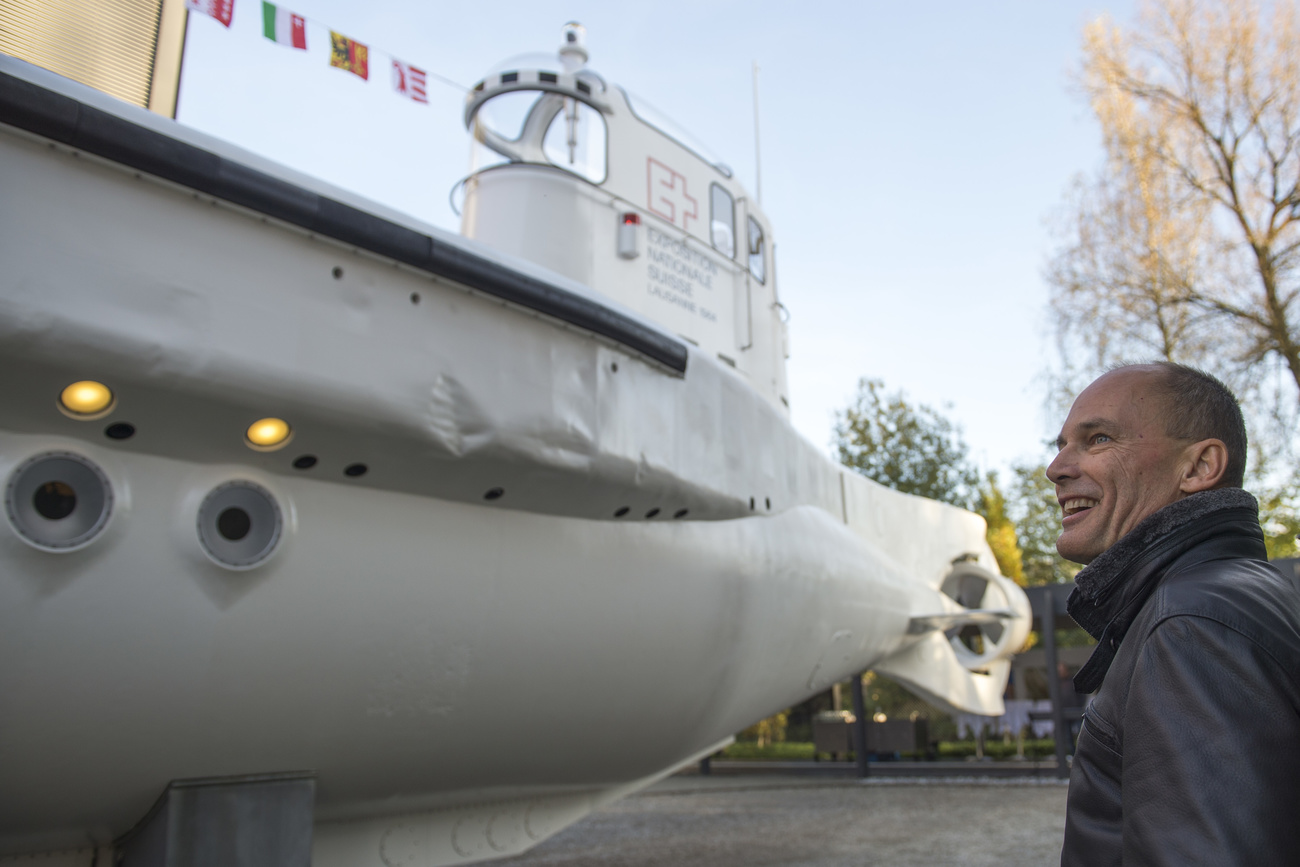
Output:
[[392, 59, 428, 104], [262, 2, 306, 49], [186, 0, 234, 27]]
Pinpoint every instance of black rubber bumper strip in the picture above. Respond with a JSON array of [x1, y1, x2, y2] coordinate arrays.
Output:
[[0, 71, 688, 374]]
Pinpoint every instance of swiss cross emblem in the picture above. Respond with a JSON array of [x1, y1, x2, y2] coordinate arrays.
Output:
[[646, 158, 698, 230]]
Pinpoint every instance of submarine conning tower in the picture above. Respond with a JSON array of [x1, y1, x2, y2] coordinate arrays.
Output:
[[460, 23, 791, 414]]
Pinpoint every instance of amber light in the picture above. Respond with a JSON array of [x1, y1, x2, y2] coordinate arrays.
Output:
[[59, 381, 115, 419], [245, 417, 292, 451]]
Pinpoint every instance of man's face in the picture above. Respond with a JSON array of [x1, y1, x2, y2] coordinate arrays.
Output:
[[1047, 369, 1193, 564]]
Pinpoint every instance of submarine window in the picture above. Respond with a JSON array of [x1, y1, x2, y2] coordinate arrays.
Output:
[[332, 267, 344, 279], [749, 497, 755, 510], [500, 72, 518, 83], [765, 497, 771, 510], [410, 292, 420, 305], [576, 80, 591, 95], [217, 507, 252, 541], [105, 422, 135, 440], [538, 71, 558, 83], [747, 216, 766, 283], [614, 506, 629, 517], [710, 185, 735, 258], [645, 508, 660, 519], [542, 98, 607, 184], [674, 508, 689, 519], [292, 455, 317, 470], [484, 487, 504, 500], [344, 463, 368, 477], [33, 481, 76, 520]]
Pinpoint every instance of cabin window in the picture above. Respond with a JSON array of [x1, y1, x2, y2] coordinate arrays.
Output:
[[747, 216, 766, 283], [710, 184, 735, 258], [543, 98, 608, 183], [476, 90, 538, 142]]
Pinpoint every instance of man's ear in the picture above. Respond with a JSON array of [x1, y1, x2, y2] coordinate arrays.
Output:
[[1180, 439, 1229, 493]]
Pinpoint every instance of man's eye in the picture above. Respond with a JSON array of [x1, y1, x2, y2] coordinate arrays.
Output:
[[1092, 434, 1111, 444]]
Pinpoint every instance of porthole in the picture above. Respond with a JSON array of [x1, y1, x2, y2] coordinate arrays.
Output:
[[197, 481, 283, 570], [5, 452, 113, 551], [645, 508, 660, 519]]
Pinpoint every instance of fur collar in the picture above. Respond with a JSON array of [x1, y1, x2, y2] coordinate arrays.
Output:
[[1073, 487, 1259, 604], [1067, 488, 1260, 693]]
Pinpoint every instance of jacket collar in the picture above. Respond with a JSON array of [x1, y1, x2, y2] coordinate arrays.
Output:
[[1066, 488, 1262, 694]]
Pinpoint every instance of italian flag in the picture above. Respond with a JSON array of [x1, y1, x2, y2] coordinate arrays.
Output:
[[262, 1, 307, 49]]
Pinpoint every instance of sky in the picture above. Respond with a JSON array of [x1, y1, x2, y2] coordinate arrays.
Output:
[[176, 0, 1140, 478]]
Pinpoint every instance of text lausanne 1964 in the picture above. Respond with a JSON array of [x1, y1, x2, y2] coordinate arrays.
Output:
[[645, 227, 718, 322]]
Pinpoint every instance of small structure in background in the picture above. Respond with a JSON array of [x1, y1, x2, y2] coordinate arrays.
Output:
[[813, 711, 930, 763]]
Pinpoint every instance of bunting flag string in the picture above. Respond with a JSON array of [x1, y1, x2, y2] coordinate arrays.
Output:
[[187, 0, 469, 104]]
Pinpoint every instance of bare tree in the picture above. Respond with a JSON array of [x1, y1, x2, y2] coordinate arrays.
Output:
[[1047, 0, 1300, 410]]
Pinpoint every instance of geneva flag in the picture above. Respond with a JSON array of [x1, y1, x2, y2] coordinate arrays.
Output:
[[329, 31, 369, 80]]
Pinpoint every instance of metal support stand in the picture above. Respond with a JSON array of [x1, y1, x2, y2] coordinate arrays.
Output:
[[698, 756, 711, 776], [850, 672, 869, 778], [117, 772, 315, 867], [1041, 605, 1071, 779]]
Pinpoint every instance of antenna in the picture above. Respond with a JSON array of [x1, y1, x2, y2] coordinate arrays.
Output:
[[752, 61, 763, 207]]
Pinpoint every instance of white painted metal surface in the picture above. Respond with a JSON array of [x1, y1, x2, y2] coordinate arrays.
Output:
[[0, 40, 1028, 866]]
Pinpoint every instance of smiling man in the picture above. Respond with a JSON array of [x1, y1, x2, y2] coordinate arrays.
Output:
[[1050, 363, 1300, 866]]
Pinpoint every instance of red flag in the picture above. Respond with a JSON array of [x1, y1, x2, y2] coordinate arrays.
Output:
[[329, 31, 369, 80], [391, 59, 428, 104], [186, 0, 233, 27]]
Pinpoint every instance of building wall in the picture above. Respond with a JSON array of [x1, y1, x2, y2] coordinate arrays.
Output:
[[0, 0, 186, 116]]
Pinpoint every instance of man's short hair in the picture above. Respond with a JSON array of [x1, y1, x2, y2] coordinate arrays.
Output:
[[1127, 362, 1248, 488]]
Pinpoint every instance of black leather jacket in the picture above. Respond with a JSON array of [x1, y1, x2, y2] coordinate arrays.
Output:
[[1061, 489, 1300, 866]]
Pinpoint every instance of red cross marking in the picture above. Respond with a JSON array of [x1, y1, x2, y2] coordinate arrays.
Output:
[[647, 158, 698, 231]]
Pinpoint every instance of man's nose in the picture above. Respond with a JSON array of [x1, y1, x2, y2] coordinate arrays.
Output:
[[1046, 450, 1074, 484]]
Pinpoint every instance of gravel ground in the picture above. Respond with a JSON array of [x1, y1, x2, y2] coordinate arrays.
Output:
[[498, 776, 1069, 866]]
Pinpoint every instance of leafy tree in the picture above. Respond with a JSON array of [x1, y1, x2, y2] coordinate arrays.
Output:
[[1047, 0, 1300, 406], [738, 710, 788, 747], [1047, 0, 1300, 554], [833, 379, 980, 508], [1007, 463, 1081, 586], [976, 472, 1025, 584]]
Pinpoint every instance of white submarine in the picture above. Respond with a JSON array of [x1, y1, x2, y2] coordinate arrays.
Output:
[[0, 21, 1029, 867]]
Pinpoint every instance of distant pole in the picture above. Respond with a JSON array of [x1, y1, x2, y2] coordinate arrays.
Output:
[[850, 672, 869, 778], [752, 61, 763, 207], [1040, 594, 1071, 779]]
